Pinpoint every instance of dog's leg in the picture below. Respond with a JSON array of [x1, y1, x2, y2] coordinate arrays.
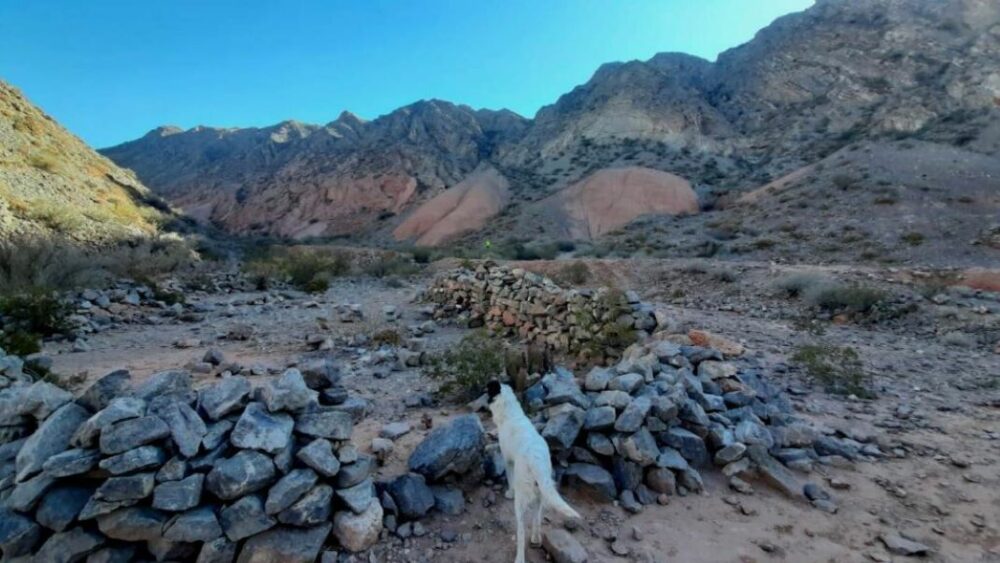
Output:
[[505, 459, 515, 499], [514, 493, 528, 563], [529, 492, 543, 546]]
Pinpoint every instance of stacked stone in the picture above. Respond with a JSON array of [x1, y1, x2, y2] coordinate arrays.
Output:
[[425, 262, 660, 357], [527, 339, 873, 512], [0, 359, 382, 562]]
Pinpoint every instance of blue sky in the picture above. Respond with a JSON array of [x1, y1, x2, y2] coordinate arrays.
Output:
[[1, 0, 812, 148]]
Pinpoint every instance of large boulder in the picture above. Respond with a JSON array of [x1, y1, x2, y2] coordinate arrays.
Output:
[[408, 415, 484, 481], [15, 402, 89, 481]]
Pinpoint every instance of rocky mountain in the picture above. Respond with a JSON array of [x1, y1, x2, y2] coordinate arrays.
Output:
[[0, 81, 170, 243], [101, 0, 1000, 261]]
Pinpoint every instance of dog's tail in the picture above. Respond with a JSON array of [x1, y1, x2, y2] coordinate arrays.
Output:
[[535, 467, 580, 520]]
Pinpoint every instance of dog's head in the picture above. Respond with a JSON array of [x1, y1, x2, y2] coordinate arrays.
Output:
[[487, 380, 502, 402]]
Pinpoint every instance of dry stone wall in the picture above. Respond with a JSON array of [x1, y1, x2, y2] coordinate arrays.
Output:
[[425, 262, 661, 360]]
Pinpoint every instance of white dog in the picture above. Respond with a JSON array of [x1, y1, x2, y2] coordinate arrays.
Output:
[[487, 380, 580, 563]]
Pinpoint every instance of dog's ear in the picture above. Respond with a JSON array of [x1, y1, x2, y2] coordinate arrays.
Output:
[[487, 380, 502, 400]]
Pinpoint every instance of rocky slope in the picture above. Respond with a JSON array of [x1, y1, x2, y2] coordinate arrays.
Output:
[[0, 81, 170, 243], [102, 0, 1000, 259]]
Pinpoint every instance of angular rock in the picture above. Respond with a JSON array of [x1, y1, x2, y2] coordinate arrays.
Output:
[[71, 397, 146, 448], [655, 447, 690, 471], [430, 486, 464, 515], [78, 370, 131, 412], [677, 467, 704, 493], [95, 472, 155, 502], [133, 370, 191, 402], [22, 381, 73, 420], [610, 457, 643, 492], [388, 473, 435, 520], [645, 467, 676, 495], [266, 469, 318, 515], [163, 506, 223, 542], [6, 472, 56, 512], [78, 498, 136, 521], [735, 419, 774, 449], [98, 445, 166, 475], [608, 373, 643, 394], [199, 376, 251, 421], [35, 485, 92, 532], [333, 500, 382, 552], [614, 396, 651, 433], [408, 414, 485, 480], [160, 400, 207, 457], [156, 456, 188, 482], [231, 402, 293, 455], [197, 537, 238, 563], [542, 404, 585, 450], [622, 427, 659, 466], [336, 456, 374, 489], [594, 390, 632, 410], [336, 479, 374, 514], [277, 484, 332, 526], [714, 443, 747, 465], [300, 359, 341, 391], [379, 421, 411, 440], [262, 369, 317, 414], [98, 415, 169, 455], [237, 523, 332, 563], [206, 450, 276, 500], [294, 407, 353, 440], [87, 546, 136, 563], [747, 445, 802, 498], [97, 506, 167, 541], [661, 427, 710, 468], [584, 367, 613, 392], [42, 448, 100, 477], [586, 433, 614, 456], [0, 508, 42, 557], [543, 529, 588, 563], [34, 526, 104, 562], [583, 406, 616, 431], [296, 438, 341, 477], [880, 532, 931, 556], [153, 474, 204, 511], [16, 402, 89, 481], [220, 495, 276, 541], [562, 463, 616, 501]]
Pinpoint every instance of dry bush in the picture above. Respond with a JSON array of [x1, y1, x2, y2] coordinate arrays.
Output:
[[243, 246, 351, 292], [552, 262, 591, 286]]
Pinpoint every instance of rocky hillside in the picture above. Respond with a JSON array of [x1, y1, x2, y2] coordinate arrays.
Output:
[[101, 0, 1000, 260], [0, 81, 170, 243]]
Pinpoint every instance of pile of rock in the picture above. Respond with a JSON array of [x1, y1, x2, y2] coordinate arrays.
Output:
[[0, 347, 30, 394], [0, 360, 387, 562], [523, 337, 877, 513], [425, 263, 661, 358]]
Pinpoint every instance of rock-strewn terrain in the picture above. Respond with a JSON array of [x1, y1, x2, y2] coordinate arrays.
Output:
[[100, 0, 999, 260], [0, 81, 170, 243]]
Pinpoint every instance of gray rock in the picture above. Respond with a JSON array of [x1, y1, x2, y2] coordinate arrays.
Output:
[[336, 478, 374, 514], [21, 381, 73, 420], [379, 421, 411, 440], [42, 448, 100, 477], [611, 457, 643, 492], [203, 349, 226, 366], [202, 419, 233, 451], [0, 508, 42, 557], [594, 390, 632, 410], [608, 373, 643, 394], [584, 367, 613, 391], [189, 442, 227, 472], [714, 443, 747, 465], [35, 485, 92, 531], [6, 472, 56, 512], [84, 546, 136, 563], [388, 473, 435, 520], [431, 486, 464, 515], [163, 505, 223, 542], [231, 402, 293, 455], [277, 484, 332, 526], [237, 522, 332, 563], [220, 495, 276, 541], [747, 445, 801, 498], [562, 463, 616, 501], [655, 447, 690, 470], [331, 396, 370, 423], [300, 359, 341, 391], [333, 500, 382, 552], [197, 537, 238, 563], [71, 397, 146, 448], [15, 402, 89, 481], [156, 456, 188, 482], [95, 472, 155, 502], [880, 532, 931, 556], [266, 468, 318, 515], [408, 414, 485, 480], [586, 433, 615, 456], [336, 456, 374, 489], [614, 396, 651, 433], [645, 467, 676, 495], [262, 369, 317, 413], [97, 506, 167, 541], [650, 396, 679, 421], [622, 427, 659, 466], [98, 445, 166, 475], [206, 450, 276, 500], [294, 407, 353, 440], [543, 528, 588, 563], [153, 473, 204, 511], [78, 370, 131, 412], [296, 438, 341, 477], [543, 371, 589, 409], [542, 404, 585, 450], [661, 427, 710, 468], [677, 467, 704, 493], [33, 526, 104, 562], [199, 377, 251, 421], [619, 489, 642, 513], [583, 406, 616, 431], [98, 415, 169, 455], [77, 498, 136, 521], [735, 419, 774, 449], [158, 401, 206, 458], [679, 399, 711, 427], [133, 370, 191, 402]]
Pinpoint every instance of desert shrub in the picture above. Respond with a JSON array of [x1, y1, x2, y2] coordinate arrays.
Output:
[[0, 237, 103, 294], [900, 231, 925, 246], [775, 272, 829, 298], [791, 343, 873, 398], [0, 290, 73, 355], [710, 267, 738, 283], [831, 175, 857, 190], [553, 262, 590, 286], [555, 240, 577, 253], [371, 328, 403, 347], [410, 247, 432, 264], [363, 255, 421, 279], [243, 246, 350, 292], [25, 201, 84, 233], [100, 236, 196, 281], [429, 330, 506, 399], [804, 282, 886, 314]]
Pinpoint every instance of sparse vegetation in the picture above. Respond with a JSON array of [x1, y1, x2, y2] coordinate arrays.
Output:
[[243, 246, 350, 292], [0, 290, 73, 356], [900, 231, 925, 246], [792, 343, 873, 398], [804, 282, 886, 314], [429, 330, 507, 399], [553, 262, 591, 286]]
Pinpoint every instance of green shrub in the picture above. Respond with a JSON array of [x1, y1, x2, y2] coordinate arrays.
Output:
[[791, 343, 873, 398], [429, 330, 507, 399], [0, 330, 42, 357], [0, 290, 73, 356], [411, 247, 432, 264], [243, 246, 350, 292]]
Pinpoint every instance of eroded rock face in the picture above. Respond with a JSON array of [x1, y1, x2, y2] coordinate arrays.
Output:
[[393, 165, 510, 247]]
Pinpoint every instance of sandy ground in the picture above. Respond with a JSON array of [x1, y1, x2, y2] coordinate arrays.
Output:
[[42, 261, 1000, 563]]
